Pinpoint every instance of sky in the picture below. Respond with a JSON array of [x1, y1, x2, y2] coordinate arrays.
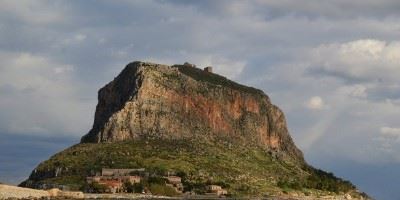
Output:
[[0, 1, 399, 199]]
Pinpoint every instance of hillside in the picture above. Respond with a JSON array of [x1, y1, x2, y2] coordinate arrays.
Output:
[[20, 61, 366, 198]]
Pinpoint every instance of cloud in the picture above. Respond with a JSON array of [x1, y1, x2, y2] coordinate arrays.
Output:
[[380, 127, 400, 137], [306, 96, 324, 110], [0, 52, 93, 136], [54, 66, 74, 74], [255, 0, 400, 19], [336, 84, 367, 98], [309, 39, 400, 82], [188, 56, 246, 79], [168, 0, 400, 19], [74, 34, 87, 41], [1, 1, 400, 199], [0, 0, 68, 25]]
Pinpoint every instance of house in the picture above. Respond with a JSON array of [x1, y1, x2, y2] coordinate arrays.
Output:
[[165, 176, 181, 184], [101, 168, 145, 176], [165, 176, 183, 193], [86, 176, 101, 184], [119, 176, 141, 184], [86, 168, 145, 193], [206, 185, 228, 196], [98, 180, 123, 193], [87, 175, 141, 185], [204, 66, 213, 73]]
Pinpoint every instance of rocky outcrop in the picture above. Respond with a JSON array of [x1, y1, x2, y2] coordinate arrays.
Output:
[[0, 184, 48, 199], [81, 61, 303, 161], [19, 61, 369, 198], [0, 184, 84, 199]]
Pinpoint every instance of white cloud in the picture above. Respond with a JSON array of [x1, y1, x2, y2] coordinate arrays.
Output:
[[0, 52, 92, 136], [306, 96, 324, 110], [74, 34, 87, 42], [380, 127, 400, 137], [254, 0, 400, 19], [58, 34, 88, 46], [143, 55, 246, 79], [336, 84, 367, 98], [0, 0, 67, 25], [54, 66, 74, 74], [310, 39, 400, 82], [199, 56, 246, 79]]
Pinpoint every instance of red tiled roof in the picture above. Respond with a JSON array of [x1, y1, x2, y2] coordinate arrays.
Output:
[[98, 180, 123, 187]]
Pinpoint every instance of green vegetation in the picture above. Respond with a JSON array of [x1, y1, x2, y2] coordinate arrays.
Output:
[[124, 176, 178, 196], [149, 184, 179, 196], [84, 182, 108, 193], [277, 168, 355, 194], [124, 182, 144, 193], [26, 139, 355, 196], [174, 65, 264, 96]]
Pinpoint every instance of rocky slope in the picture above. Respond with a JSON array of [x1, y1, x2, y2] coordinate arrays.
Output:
[[81, 62, 303, 161], [20, 61, 367, 198], [0, 184, 84, 199]]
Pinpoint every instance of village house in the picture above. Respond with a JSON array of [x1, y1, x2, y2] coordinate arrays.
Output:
[[86, 176, 101, 184], [86, 168, 144, 193], [165, 176, 183, 193], [206, 185, 228, 196], [86, 168, 187, 194], [118, 175, 141, 184], [98, 180, 123, 194]]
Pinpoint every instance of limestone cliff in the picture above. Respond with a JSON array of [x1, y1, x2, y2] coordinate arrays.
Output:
[[81, 61, 303, 161], [20, 61, 366, 198]]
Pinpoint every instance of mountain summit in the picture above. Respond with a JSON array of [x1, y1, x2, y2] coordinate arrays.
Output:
[[21, 61, 367, 198], [81, 61, 303, 161]]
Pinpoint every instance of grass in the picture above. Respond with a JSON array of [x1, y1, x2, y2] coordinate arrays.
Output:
[[173, 65, 265, 96], [149, 184, 179, 196], [24, 138, 355, 196]]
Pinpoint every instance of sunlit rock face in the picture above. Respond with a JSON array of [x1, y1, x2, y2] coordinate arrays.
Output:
[[81, 61, 303, 161]]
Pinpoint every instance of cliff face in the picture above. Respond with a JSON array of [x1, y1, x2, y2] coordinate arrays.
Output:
[[21, 61, 365, 198], [81, 61, 303, 161]]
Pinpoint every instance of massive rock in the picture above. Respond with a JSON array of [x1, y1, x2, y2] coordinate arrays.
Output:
[[81, 61, 303, 161], [20, 61, 367, 198]]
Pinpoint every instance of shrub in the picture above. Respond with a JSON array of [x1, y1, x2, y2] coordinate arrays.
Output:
[[86, 182, 107, 193], [149, 184, 179, 196], [148, 176, 166, 185], [133, 183, 144, 193]]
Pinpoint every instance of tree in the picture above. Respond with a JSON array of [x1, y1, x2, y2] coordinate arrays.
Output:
[[124, 182, 144, 193], [88, 182, 107, 193]]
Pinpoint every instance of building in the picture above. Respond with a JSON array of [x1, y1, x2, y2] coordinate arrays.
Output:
[[165, 176, 183, 193], [86, 176, 101, 184], [86, 168, 144, 193], [165, 176, 181, 184], [87, 175, 141, 184], [119, 176, 141, 184], [101, 168, 145, 176], [206, 185, 228, 196], [204, 66, 213, 73], [98, 180, 123, 193]]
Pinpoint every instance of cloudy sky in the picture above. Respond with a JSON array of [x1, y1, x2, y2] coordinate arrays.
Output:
[[0, 1, 399, 199]]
